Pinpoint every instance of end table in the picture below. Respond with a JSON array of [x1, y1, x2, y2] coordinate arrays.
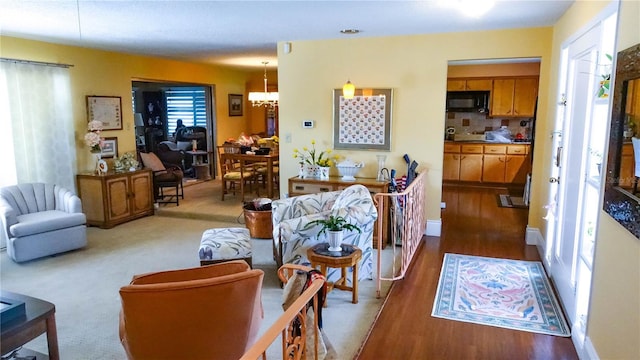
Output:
[[307, 243, 362, 305]]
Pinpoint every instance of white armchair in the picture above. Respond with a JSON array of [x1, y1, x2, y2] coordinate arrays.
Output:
[[0, 183, 87, 262], [271, 184, 378, 283]]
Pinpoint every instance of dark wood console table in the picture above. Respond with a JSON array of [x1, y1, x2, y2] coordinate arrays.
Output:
[[1, 291, 59, 360]]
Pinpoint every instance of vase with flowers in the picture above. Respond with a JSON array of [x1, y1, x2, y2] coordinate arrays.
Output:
[[293, 140, 336, 179], [84, 120, 104, 173]]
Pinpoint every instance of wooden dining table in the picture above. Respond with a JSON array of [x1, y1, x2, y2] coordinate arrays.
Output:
[[225, 152, 279, 199]]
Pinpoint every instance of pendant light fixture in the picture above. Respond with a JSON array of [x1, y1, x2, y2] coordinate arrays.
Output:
[[248, 61, 279, 108], [340, 28, 360, 100], [343, 80, 355, 99]]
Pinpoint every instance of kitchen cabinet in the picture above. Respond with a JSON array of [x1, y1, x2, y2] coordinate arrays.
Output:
[[443, 144, 483, 182], [620, 143, 635, 188], [447, 78, 493, 91], [481, 145, 530, 183], [505, 154, 529, 183], [482, 145, 507, 183], [442, 144, 461, 181], [443, 142, 530, 184], [288, 176, 389, 249], [77, 169, 154, 228], [443, 153, 461, 181], [459, 145, 483, 182], [490, 77, 539, 117]]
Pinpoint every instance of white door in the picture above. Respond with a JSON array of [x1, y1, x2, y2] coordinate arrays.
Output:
[[549, 24, 601, 326], [546, 10, 617, 344]]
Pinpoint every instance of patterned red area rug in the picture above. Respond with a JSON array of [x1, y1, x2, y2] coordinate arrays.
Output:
[[431, 253, 570, 337]]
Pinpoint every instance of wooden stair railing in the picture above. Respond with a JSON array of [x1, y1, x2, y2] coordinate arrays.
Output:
[[373, 171, 426, 297]]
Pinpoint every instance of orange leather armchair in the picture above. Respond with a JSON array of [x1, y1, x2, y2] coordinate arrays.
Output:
[[119, 260, 264, 359]]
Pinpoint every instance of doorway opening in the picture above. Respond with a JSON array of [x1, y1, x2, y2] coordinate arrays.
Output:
[[131, 80, 216, 180], [442, 59, 540, 213]]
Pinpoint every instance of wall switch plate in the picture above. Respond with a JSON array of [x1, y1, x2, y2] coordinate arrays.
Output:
[[285, 133, 292, 143], [302, 120, 314, 128]]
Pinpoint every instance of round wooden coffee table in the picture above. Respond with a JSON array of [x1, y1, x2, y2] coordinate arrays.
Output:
[[307, 243, 362, 305]]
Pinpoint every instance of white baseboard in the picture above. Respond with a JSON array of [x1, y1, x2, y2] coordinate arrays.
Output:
[[525, 226, 542, 246], [425, 219, 441, 237], [582, 336, 599, 360], [526, 226, 550, 268]]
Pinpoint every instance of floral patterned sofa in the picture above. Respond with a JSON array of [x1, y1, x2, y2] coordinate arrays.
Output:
[[271, 184, 378, 283]]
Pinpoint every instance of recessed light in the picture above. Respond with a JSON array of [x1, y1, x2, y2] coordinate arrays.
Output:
[[340, 29, 361, 35]]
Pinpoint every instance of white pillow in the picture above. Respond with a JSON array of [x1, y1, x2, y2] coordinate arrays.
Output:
[[176, 141, 191, 151]]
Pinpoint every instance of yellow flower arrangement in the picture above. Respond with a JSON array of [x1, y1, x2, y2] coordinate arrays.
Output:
[[293, 140, 339, 167]]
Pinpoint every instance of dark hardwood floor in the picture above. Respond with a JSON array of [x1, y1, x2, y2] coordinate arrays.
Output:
[[356, 185, 578, 360]]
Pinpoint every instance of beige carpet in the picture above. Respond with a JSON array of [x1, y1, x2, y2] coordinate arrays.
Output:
[[0, 180, 395, 359]]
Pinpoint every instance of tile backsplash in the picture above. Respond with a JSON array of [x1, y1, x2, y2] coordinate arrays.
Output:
[[444, 111, 533, 140]]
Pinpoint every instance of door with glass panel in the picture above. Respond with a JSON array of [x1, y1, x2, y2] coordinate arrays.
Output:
[[547, 10, 617, 348]]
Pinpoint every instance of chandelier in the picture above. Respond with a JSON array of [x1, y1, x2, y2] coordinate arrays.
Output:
[[248, 61, 279, 108]]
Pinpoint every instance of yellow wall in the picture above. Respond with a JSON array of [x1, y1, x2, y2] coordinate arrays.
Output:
[[277, 27, 552, 223], [0, 36, 255, 173], [588, 1, 640, 358]]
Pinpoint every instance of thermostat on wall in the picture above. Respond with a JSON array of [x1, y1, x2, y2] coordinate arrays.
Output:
[[302, 120, 314, 128]]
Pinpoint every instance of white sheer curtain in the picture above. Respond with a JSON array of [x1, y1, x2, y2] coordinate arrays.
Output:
[[0, 61, 76, 190]]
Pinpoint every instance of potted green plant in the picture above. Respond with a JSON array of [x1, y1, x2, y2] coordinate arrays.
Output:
[[305, 215, 361, 252]]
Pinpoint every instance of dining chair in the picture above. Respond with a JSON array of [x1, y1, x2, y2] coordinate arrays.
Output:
[[219, 152, 256, 201], [255, 161, 279, 194], [216, 144, 242, 172], [139, 152, 184, 206]]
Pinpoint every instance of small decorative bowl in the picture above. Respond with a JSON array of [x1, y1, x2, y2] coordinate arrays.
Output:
[[336, 159, 364, 181]]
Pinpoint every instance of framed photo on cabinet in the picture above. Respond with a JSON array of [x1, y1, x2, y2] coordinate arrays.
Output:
[[101, 137, 118, 158], [87, 95, 123, 130]]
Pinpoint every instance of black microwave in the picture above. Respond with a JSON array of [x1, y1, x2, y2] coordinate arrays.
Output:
[[446, 91, 490, 113]]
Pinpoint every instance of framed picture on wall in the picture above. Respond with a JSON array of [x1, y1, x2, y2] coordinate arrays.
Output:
[[86, 95, 123, 130], [101, 137, 118, 158], [229, 94, 243, 116], [333, 88, 393, 150]]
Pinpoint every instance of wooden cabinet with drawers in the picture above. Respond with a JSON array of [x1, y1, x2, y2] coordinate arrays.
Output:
[[443, 142, 530, 184], [459, 144, 484, 182], [289, 176, 389, 249], [77, 169, 154, 229], [442, 144, 461, 181], [481, 144, 530, 183]]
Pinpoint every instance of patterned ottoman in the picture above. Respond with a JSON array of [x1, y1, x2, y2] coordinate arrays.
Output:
[[198, 228, 253, 267]]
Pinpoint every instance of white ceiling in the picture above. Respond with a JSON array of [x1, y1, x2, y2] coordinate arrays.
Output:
[[0, 0, 574, 69]]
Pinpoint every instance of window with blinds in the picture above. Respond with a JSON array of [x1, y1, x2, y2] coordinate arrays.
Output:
[[165, 87, 207, 136]]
